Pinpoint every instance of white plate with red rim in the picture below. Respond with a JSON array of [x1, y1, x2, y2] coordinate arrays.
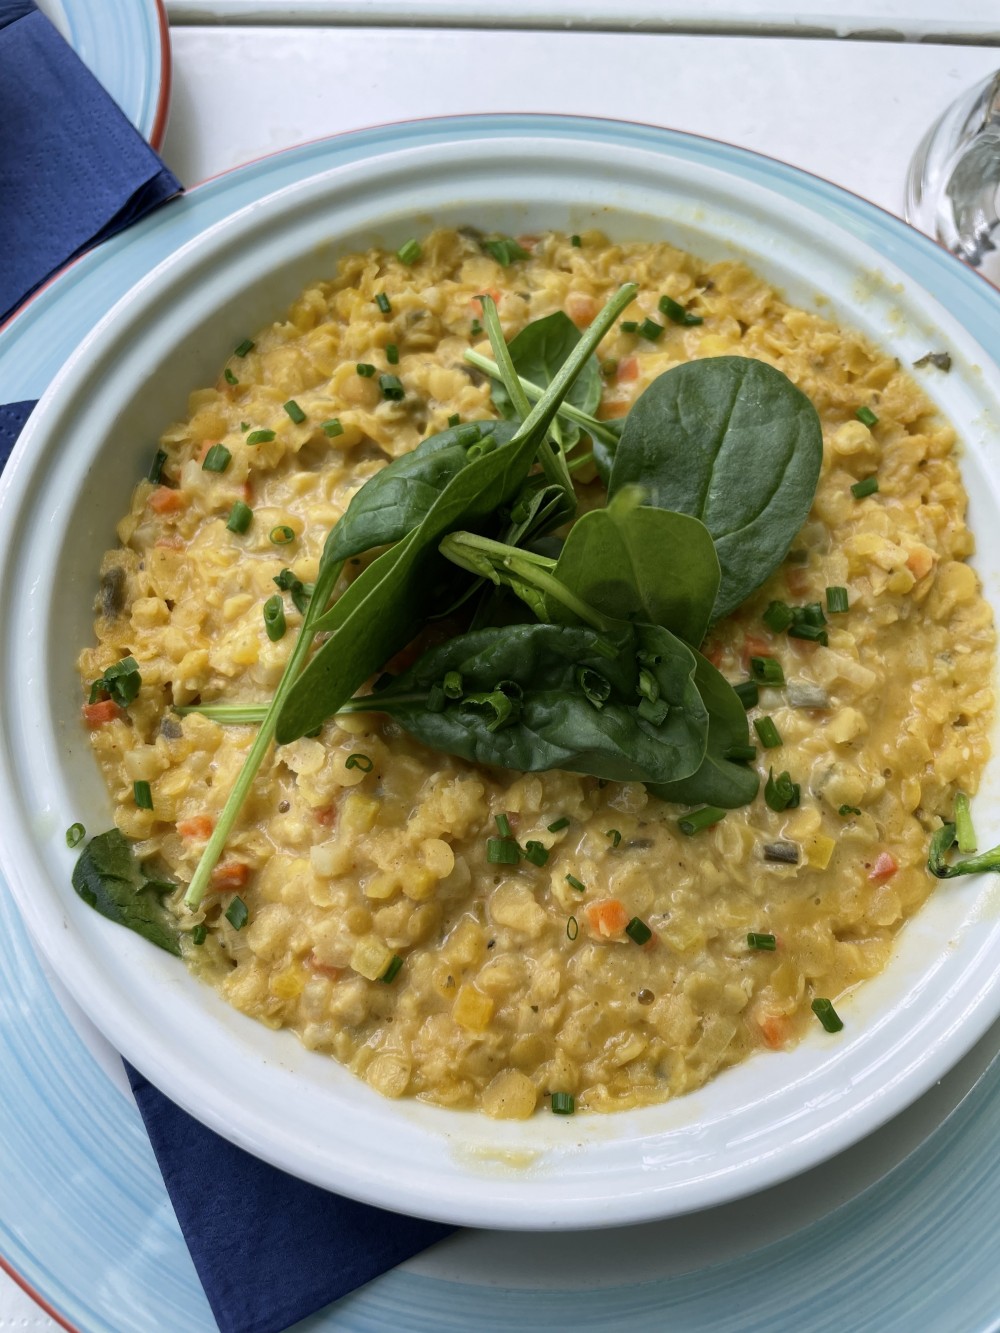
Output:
[[2, 116, 1000, 1234]]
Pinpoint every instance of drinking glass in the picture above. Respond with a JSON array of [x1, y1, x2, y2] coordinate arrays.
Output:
[[906, 70, 1000, 286]]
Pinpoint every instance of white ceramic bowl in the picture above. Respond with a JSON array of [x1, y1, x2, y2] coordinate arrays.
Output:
[[3, 129, 1000, 1230]]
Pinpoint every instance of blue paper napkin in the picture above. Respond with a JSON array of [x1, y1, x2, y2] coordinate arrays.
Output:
[[0, 0, 182, 324], [0, 403, 453, 1331]]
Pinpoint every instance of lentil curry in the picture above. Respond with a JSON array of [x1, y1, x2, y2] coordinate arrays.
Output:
[[78, 228, 994, 1118]]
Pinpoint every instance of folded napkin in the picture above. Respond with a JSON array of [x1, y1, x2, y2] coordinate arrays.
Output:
[[0, 0, 181, 325]]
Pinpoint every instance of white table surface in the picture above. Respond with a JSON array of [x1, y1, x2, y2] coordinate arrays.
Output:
[[4, 18, 999, 1333]]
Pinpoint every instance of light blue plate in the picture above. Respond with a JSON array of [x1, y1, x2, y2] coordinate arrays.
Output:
[[37, 0, 169, 146], [3, 116, 1000, 1331]]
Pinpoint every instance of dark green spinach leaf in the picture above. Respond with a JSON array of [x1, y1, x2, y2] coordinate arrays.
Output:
[[648, 650, 760, 808], [72, 829, 180, 955], [366, 620, 707, 784], [608, 356, 823, 619], [491, 311, 602, 449]]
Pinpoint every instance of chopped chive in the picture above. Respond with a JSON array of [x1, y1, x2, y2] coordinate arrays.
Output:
[[855, 405, 879, 427], [522, 840, 549, 866], [913, 351, 952, 372], [811, 997, 843, 1033], [601, 359, 618, 377], [606, 828, 622, 848], [240, 421, 250, 432], [788, 620, 828, 646], [570, 234, 582, 247], [566, 915, 579, 940], [747, 932, 777, 950], [345, 753, 374, 772], [495, 813, 512, 838], [482, 235, 531, 266], [202, 444, 232, 473], [548, 817, 570, 832], [658, 293, 703, 326], [283, 400, 306, 424], [637, 317, 664, 342], [551, 1092, 575, 1115], [375, 292, 392, 314], [750, 656, 785, 686], [734, 680, 759, 710], [380, 954, 404, 984], [246, 429, 275, 446], [148, 449, 168, 484], [724, 743, 757, 762], [224, 368, 239, 386], [678, 806, 726, 836], [226, 501, 253, 534], [487, 837, 520, 865], [442, 670, 463, 699], [356, 363, 376, 378], [851, 475, 879, 499], [754, 716, 782, 749], [386, 343, 399, 365], [65, 822, 86, 848], [954, 791, 977, 854], [397, 238, 421, 265], [625, 917, 652, 945], [471, 318, 483, 336], [447, 413, 461, 427], [838, 804, 861, 817], [225, 896, 249, 930], [566, 874, 586, 893], [316, 420, 343, 441], [263, 594, 286, 642], [763, 600, 794, 633], [269, 525, 295, 545], [191, 924, 207, 946], [234, 339, 254, 357], [133, 781, 153, 810], [620, 320, 639, 334], [826, 586, 849, 614], [764, 768, 800, 812], [379, 373, 405, 401], [763, 841, 799, 864]]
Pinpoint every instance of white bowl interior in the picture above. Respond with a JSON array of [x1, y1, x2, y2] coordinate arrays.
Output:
[[3, 134, 1000, 1228]]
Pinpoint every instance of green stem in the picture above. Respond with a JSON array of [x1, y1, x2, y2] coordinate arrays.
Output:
[[183, 557, 343, 909], [464, 349, 622, 448]]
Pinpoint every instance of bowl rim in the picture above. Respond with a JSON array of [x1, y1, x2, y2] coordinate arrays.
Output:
[[3, 115, 1000, 1230]]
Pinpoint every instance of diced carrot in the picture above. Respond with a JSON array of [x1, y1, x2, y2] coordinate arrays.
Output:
[[868, 851, 898, 883], [785, 565, 810, 597], [82, 699, 123, 728], [177, 815, 214, 841], [702, 637, 724, 667], [757, 1013, 791, 1049], [598, 399, 630, 420], [616, 356, 639, 383], [314, 805, 337, 828], [472, 288, 502, 313], [741, 633, 773, 668], [307, 953, 343, 980], [585, 898, 631, 939], [210, 861, 250, 891], [565, 292, 597, 328], [148, 486, 184, 514]]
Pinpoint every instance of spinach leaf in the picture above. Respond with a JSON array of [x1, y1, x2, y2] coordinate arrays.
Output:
[[545, 493, 720, 646], [72, 829, 180, 955], [275, 284, 639, 743], [608, 356, 823, 620], [648, 650, 760, 808], [321, 419, 518, 569], [591, 416, 626, 486], [491, 312, 602, 449], [367, 620, 707, 784]]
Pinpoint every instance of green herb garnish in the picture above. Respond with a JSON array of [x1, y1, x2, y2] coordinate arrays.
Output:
[[356, 363, 376, 378], [263, 595, 286, 642], [225, 896, 249, 930], [379, 373, 405, 402], [826, 586, 849, 614], [148, 449, 168, 484], [566, 874, 586, 893], [397, 238, 422, 265], [202, 444, 232, 473], [66, 823, 86, 848], [375, 293, 391, 314], [677, 806, 726, 836], [851, 476, 879, 499], [838, 804, 861, 817], [269, 526, 295, 545], [658, 293, 703, 326], [380, 954, 403, 983], [246, 429, 275, 446], [345, 753, 374, 772], [321, 419, 344, 438], [226, 501, 253, 534], [551, 1092, 575, 1114], [750, 656, 785, 686], [234, 339, 254, 357], [284, 400, 306, 424], [387, 344, 399, 365], [747, 932, 776, 950], [487, 837, 520, 865], [625, 917, 652, 945], [764, 768, 800, 812], [754, 717, 781, 748], [811, 998, 843, 1032], [224, 368, 239, 386], [133, 780, 153, 810], [855, 405, 878, 427], [482, 236, 531, 266], [606, 828, 622, 848], [548, 817, 570, 832]]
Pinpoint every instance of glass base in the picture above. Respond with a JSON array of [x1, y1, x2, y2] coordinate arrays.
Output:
[[905, 70, 1000, 286]]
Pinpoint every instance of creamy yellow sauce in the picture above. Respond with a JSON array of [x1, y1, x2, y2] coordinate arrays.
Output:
[[79, 228, 995, 1117]]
